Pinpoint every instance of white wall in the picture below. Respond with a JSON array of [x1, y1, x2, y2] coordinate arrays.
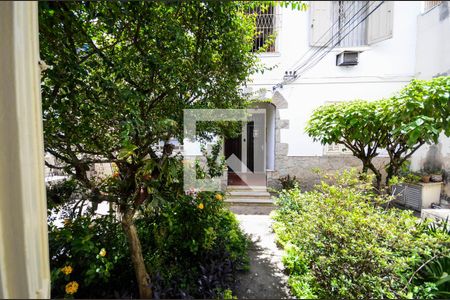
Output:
[[248, 1, 422, 156], [415, 2, 450, 79], [411, 1, 450, 172]]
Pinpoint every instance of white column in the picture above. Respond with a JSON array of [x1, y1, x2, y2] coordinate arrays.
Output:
[[0, 2, 50, 298]]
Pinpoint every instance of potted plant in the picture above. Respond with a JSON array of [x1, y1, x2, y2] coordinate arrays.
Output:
[[420, 171, 431, 183], [429, 167, 443, 182]]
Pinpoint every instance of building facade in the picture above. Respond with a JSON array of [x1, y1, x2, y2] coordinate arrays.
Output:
[[223, 1, 450, 190]]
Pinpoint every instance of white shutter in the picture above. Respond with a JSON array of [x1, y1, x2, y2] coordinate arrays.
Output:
[[367, 1, 394, 45], [310, 1, 333, 47]]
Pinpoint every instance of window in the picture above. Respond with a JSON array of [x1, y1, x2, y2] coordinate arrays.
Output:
[[324, 143, 351, 155], [424, 1, 442, 11], [250, 5, 277, 52], [332, 1, 368, 47], [310, 1, 393, 47]]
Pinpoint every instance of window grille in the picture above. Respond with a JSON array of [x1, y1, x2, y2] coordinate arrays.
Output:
[[332, 1, 369, 47], [249, 5, 278, 52], [424, 1, 442, 11]]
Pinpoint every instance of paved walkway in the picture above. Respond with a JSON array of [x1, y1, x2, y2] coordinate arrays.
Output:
[[235, 214, 292, 299]]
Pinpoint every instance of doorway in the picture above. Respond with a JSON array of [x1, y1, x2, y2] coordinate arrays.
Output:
[[224, 120, 266, 186]]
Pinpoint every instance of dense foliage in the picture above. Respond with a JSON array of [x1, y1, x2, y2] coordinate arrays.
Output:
[[40, 0, 308, 297], [49, 190, 248, 299], [305, 76, 450, 188], [272, 170, 450, 299], [39, 1, 261, 296]]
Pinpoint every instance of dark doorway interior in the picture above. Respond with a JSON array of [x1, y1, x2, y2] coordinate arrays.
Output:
[[246, 121, 254, 172], [224, 121, 265, 186]]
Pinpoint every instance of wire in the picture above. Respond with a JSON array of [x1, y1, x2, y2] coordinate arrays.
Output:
[[274, 1, 385, 90], [279, 2, 371, 88], [290, 1, 372, 77], [288, 1, 357, 71], [288, 1, 370, 75], [294, 1, 375, 75], [296, 1, 384, 76]]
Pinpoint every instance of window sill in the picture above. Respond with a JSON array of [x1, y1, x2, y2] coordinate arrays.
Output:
[[331, 46, 370, 53], [257, 52, 281, 58]]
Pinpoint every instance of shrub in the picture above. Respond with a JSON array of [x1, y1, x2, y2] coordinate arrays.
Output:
[[49, 216, 135, 298], [278, 174, 300, 190], [49, 191, 248, 298], [272, 169, 450, 299]]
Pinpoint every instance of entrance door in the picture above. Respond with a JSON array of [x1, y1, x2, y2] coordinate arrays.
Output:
[[224, 121, 266, 186]]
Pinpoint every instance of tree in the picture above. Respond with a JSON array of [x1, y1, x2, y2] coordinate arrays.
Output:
[[39, 1, 260, 297], [305, 100, 387, 189], [382, 77, 450, 183], [305, 76, 450, 189]]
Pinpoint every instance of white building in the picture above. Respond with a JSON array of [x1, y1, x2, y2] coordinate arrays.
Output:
[[410, 1, 450, 198], [223, 1, 450, 190]]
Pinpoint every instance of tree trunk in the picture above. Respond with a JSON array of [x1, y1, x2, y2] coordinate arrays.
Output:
[[367, 163, 382, 192], [121, 210, 152, 299], [385, 163, 399, 186], [362, 164, 369, 173], [362, 161, 382, 191]]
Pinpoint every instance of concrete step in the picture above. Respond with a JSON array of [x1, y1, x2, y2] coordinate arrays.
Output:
[[227, 185, 267, 191], [225, 185, 274, 208], [227, 191, 271, 198], [225, 198, 274, 205]]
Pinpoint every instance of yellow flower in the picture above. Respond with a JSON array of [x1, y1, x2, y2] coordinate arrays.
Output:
[[99, 248, 107, 257], [215, 194, 223, 201], [61, 265, 72, 275], [65, 281, 79, 295], [198, 203, 204, 210]]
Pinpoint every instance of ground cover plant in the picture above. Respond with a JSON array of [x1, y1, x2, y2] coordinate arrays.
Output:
[[272, 169, 450, 299], [48, 186, 249, 299]]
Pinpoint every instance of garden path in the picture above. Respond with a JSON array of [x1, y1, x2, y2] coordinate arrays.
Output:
[[234, 214, 292, 299]]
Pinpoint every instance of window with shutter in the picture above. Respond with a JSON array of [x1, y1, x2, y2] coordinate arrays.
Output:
[[310, 1, 333, 46], [367, 1, 394, 45], [310, 1, 394, 48], [332, 1, 369, 47]]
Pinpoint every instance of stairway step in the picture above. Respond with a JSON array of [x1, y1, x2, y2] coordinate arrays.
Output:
[[227, 185, 267, 191], [227, 191, 271, 197], [225, 198, 274, 205]]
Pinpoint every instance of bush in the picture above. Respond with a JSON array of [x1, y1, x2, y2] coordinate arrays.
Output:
[[278, 174, 300, 190], [49, 191, 249, 299], [272, 169, 450, 299], [49, 216, 135, 298]]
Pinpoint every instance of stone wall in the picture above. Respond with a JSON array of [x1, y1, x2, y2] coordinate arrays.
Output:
[[268, 155, 389, 191]]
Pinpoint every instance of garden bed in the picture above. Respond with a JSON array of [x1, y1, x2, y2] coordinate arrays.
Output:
[[272, 170, 450, 299]]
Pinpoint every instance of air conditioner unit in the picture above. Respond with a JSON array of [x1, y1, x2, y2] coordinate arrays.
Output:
[[336, 51, 359, 66]]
